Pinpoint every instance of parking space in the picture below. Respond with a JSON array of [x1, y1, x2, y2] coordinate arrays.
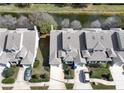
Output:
[[13, 67, 30, 90], [49, 64, 66, 89], [73, 65, 92, 89], [110, 64, 124, 89], [0, 66, 5, 90]]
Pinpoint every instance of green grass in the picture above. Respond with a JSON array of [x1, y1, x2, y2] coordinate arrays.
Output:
[[91, 83, 115, 90], [30, 86, 49, 90], [65, 83, 74, 90], [63, 64, 74, 79], [0, 4, 124, 14], [31, 36, 50, 82], [88, 64, 113, 81]]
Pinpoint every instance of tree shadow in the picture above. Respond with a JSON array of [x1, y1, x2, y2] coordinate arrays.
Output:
[[39, 36, 50, 66]]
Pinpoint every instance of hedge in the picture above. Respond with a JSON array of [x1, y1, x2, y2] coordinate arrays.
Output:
[[2, 78, 15, 84]]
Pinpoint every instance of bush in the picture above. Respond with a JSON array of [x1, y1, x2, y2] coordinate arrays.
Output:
[[15, 3, 31, 8], [65, 83, 74, 90], [29, 12, 58, 33], [29, 78, 42, 83], [33, 60, 40, 68], [31, 74, 39, 79], [90, 20, 101, 28], [102, 16, 121, 29], [2, 67, 15, 78], [0, 15, 17, 29], [16, 15, 33, 29], [70, 20, 82, 30], [2, 78, 15, 84], [61, 18, 70, 28]]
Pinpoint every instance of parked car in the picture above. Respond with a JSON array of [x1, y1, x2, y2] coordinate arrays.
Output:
[[24, 67, 32, 81], [80, 70, 90, 83], [84, 72, 90, 82]]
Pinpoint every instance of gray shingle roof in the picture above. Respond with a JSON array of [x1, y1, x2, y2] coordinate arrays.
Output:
[[87, 51, 112, 61], [82, 50, 90, 57], [85, 32, 113, 50], [6, 33, 22, 51], [0, 27, 39, 66], [116, 32, 124, 50], [50, 28, 124, 65]]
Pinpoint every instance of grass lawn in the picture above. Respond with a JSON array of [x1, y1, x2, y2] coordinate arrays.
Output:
[[88, 64, 113, 81], [30, 86, 49, 90], [65, 83, 74, 90], [91, 83, 115, 90], [2, 87, 13, 90], [31, 36, 50, 82], [0, 4, 124, 14]]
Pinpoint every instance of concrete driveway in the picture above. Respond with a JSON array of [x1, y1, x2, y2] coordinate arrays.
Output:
[[73, 65, 92, 90], [109, 64, 124, 89], [13, 67, 30, 90], [49, 64, 66, 89], [0, 66, 5, 90]]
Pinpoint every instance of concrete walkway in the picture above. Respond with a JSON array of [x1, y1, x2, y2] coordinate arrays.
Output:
[[73, 65, 92, 90], [109, 64, 124, 89], [90, 78, 115, 85], [13, 67, 30, 90], [0, 66, 4, 90], [49, 64, 66, 89]]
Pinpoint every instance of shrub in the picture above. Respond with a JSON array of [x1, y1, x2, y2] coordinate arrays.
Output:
[[29, 78, 41, 83], [61, 18, 70, 28], [31, 74, 39, 79], [16, 15, 33, 29], [2, 67, 15, 78], [0, 15, 17, 29], [70, 20, 82, 30], [29, 12, 58, 33], [65, 83, 74, 90], [102, 16, 121, 29], [90, 20, 101, 28], [33, 60, 40, 68], [15, 3, 31, 8], [2, 78, 15, 84]]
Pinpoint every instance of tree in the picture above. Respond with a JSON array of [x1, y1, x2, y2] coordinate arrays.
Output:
[[15, 3, 31, 8], [0, 15, 17, 29], [90, 20, 101, 28], [70, 20, 82, 30], [61, 18, 70, 28], [29, 12, 58, 33], [16, 15, 33, 29], [71, 3, 90, 8], [102, 16, 121, 29]]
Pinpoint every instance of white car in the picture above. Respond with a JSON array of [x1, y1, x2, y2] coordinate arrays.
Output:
[[84, 72, 90, 82]]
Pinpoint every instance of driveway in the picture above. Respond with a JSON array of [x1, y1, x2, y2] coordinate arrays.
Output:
[[73, 65, 92, 90], [48, 64, 66, 89], [0, 66, 4, 90], [13, 67, 30, 90], [109, 64, 124, 89]]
